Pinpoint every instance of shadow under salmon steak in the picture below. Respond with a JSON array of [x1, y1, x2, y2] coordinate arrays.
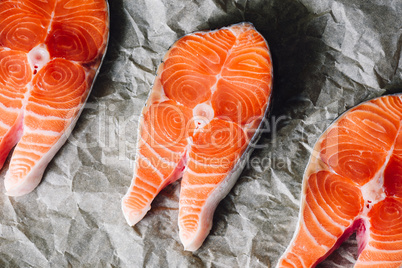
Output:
[[122, 23, 273, 251], [0, 0, 109, 196], [277, 95, 402, 268]]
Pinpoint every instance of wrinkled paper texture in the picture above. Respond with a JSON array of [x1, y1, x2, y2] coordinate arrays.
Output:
[[1, 0, 401, 267]]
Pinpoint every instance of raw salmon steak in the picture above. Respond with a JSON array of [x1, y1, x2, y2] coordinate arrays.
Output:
[[277, 95, 402, 268], [0, 0, 109, 196], [122, 23, 273, 251]]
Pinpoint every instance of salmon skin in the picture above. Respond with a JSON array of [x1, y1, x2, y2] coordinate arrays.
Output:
[[277, 95, 402, 268], [122, 22, 273, 251], [0, 0, 109, 196]]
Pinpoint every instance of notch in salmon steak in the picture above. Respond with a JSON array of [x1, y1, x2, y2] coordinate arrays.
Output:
[[276, 95, 402, 268], [0, 0, 109, 196], [122, 22, 273, 251]]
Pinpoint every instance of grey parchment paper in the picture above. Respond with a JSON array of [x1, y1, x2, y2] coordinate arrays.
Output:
[[1, 0, 401, 267]]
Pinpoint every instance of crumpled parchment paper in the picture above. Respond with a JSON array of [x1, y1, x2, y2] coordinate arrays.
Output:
[[1, 0, 401, 267]]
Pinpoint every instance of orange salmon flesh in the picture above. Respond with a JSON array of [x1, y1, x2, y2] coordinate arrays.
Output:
[[121, 22, 273, 251]]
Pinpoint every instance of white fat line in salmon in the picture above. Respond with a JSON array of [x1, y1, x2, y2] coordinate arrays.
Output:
[[46, 2, 56, 35], [358, 260, 402, 265], [24, 127, 62, 137], [24, 110, 76, 121], [130, 179, 157, 196], [137, 153, 164, 179], [305, 193, 350, 229], [301, 217, 331, 251], [187, 157, 222, 168], [368, 233, 402, 240], [11, 148, 42, 158], [140, 138, 177, 166], [0, 101, 20, 113], [284, 257, 299, 268], [221, 75, 271, 89], [10, 156, 38, 165], [0, 91, 22, 101], [364, 244, 402, 252], [17, 141, 52, 148], [0, 118, 12, 129], [27, 101, 80, 111], [12, 148, 43, 158], [134, 175, 159, 190], [126, 190, 151, 204], [304, 204, 338, 240], [179, 203, 204, 209]]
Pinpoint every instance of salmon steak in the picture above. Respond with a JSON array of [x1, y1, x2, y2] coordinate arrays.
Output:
[[121, 23, 273, 251], [277, 95, 402, 268], [0, 0, 109, 196]]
